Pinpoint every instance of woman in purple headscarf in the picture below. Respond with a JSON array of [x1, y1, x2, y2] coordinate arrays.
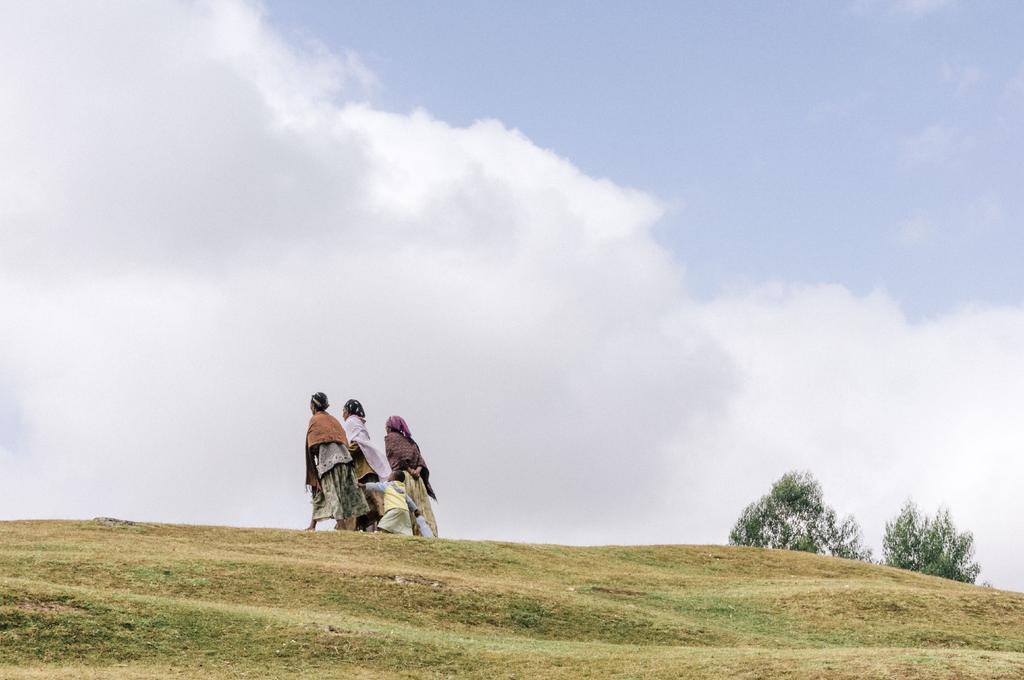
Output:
[[384, 415, 438, 536]]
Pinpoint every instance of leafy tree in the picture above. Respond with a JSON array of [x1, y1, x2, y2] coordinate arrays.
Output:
[[882, 501, 980, 583], [729, 470, 872, 561]]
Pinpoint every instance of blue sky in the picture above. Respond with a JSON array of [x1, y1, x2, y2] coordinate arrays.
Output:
[[268, 0, 1024, 316]]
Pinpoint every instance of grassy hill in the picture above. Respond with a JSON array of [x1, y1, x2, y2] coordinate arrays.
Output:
[[1, 521, 1022, 679]]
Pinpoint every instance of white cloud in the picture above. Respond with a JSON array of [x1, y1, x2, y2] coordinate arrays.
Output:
[[894, 215, 936, 246], [850, 0, 956, 18], [1001, 62, 1024, 104], [965, 193, 1005, 231], [687, 287, 1024, 589], [893, 196, 1004, 249], [901, 123, 973, 166], [806, 92, 872, 125], [893, 0, 957, 16], [2, 0, 1023, 591], [941, 62, 985, 96]]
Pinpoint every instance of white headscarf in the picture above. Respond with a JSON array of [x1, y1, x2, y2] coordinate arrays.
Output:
[[343, 415, 392, 479]]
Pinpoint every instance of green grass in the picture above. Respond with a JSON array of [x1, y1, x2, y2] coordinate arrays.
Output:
[[1, 521, 1022, 678]]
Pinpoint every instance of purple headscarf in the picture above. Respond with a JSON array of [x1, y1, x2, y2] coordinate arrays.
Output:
[[386, 415, 413, 442]]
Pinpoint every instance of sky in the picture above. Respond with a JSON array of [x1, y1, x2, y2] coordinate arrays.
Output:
[[268, 0, 1024, 316], [1, 1, 1022, 590]]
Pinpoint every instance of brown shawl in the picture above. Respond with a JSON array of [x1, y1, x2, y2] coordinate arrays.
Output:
[[304, 411, 350, 488], [385, 431, 437, 500]]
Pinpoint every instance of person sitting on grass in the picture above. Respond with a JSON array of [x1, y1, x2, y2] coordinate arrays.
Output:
[[360, 471, 434, 537], [384, 415, 438, 537]]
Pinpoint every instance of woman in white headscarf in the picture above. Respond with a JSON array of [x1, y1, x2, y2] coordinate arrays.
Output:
[[342, 398, 391, 531]]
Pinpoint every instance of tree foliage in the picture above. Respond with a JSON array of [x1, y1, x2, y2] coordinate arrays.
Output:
[[729, 470, 872, 561], [882, 501, 980, 583]]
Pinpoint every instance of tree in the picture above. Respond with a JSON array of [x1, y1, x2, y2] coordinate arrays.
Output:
[[882, 501, 980, 583], [728, 470, 872, 561]]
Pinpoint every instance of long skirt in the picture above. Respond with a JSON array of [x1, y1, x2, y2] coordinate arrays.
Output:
[[402, 471, 438, 537], [350, 449, 385, 530], [312, 462, 369, 521]]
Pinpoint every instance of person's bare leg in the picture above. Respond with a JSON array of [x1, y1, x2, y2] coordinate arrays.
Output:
[[336, 517, 357, 531], [305, 519, 318, 532]]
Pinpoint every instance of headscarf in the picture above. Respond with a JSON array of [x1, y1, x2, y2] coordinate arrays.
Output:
[[386, 415, 413, 442], [344, 399, 365, 418], [384, 416, 436, 501], [342, 411, 392, 480], [311, 392, 329, 411]]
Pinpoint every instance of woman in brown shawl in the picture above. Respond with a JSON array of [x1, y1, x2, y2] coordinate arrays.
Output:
[[304, 392, 368, 531], [384, 415, 438, 536]]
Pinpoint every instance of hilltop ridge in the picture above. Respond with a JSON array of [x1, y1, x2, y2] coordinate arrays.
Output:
[[1, 520, 1022, 678]]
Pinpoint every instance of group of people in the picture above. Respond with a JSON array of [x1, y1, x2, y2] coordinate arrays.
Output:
[[304, 392, 438, 537]]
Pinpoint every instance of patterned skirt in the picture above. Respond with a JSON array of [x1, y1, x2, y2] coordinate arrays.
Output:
[[402, 472, 438, 537], [311, 462, 370, 521]]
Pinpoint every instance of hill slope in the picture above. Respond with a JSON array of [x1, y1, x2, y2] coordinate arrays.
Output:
[[1, 521, 1022, 679]]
